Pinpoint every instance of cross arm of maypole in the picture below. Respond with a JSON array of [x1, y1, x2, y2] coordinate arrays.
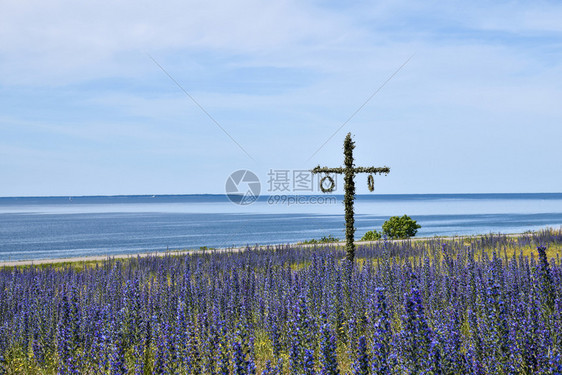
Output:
[[312, 166, 390, 175], [311, 166, 345, 174], [353, 166, 390, 175]]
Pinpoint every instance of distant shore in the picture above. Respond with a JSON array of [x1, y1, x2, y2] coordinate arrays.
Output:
[[1, 230, 553, 267]]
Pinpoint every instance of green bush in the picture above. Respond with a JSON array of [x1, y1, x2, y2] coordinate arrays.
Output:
[[300, 235, 340, 244], [382, 215, 421, 239], [361, 229, 382, 241]]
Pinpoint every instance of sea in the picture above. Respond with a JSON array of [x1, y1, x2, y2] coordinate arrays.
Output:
[[1, 193, 562, 261]]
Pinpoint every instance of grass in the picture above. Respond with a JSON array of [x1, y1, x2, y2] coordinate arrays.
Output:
[[3, 228, 561, 272], [299, 234, 340, 245], [1, 227, 562, 373]]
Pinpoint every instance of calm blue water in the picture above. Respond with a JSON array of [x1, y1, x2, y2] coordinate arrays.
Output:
[[1, 193, 562, 261]]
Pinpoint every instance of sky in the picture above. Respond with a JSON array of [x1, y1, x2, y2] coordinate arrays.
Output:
[[1, 0, 561, 196]]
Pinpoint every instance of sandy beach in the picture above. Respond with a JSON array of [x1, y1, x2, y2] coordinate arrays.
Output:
[[0, 242, 343, 267]]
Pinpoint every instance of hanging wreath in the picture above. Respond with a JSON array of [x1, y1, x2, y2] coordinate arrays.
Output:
[[367, 174, 374, 192], [320, 175, 335, 193]]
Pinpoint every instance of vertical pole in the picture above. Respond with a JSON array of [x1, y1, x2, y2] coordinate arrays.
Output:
[[343, 133, 355, 262]]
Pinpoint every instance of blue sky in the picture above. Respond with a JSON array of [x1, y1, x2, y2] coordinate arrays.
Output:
[[1, 0, 561, 196]]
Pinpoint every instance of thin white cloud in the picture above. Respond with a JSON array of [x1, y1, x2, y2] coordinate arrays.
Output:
[[0, 0, 351, 85], [1, 0, 562, 195]]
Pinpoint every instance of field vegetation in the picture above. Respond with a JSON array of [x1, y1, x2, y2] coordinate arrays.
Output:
[[1, 229, 561, 374]]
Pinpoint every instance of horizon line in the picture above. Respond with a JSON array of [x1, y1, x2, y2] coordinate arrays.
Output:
[[1, 192, 562, 199]]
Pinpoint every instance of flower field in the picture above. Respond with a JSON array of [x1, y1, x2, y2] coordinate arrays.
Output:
[[1, 230, 562, 374]]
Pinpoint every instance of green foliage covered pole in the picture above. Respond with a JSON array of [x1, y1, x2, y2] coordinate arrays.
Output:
[[343, 134, 356, 260], [312, 133, 390, 262]]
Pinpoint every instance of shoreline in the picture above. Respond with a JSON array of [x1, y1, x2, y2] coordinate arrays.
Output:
[[0, 231, 546, 267]]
